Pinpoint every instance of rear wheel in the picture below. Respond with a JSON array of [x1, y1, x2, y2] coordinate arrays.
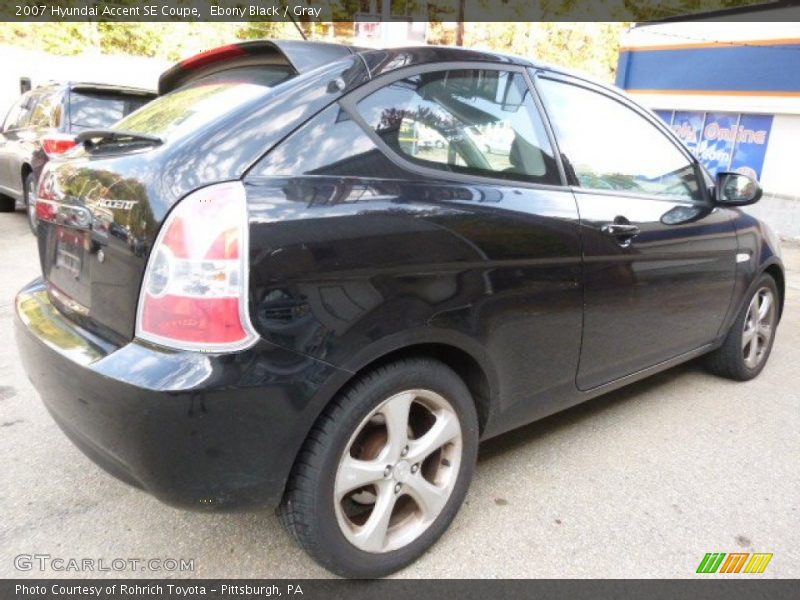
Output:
[[23, 172, 38, 235], [705, 274, 779, 380], [278, 358, 478, 578], [0, 195, 13, 212]]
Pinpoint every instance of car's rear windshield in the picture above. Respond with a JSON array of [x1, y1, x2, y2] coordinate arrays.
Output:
[[69, 91, 152, 130], [114, 66, 294, 140]]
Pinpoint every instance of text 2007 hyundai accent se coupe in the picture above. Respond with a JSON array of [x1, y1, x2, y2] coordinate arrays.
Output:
[[15, 41, 784, 577]]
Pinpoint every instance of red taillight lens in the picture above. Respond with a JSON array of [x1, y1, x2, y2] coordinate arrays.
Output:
[[136, 182, 256, 351], [35, 199, 57, 223], [179, 44, 248, 71], [42, 135, 77, 156]]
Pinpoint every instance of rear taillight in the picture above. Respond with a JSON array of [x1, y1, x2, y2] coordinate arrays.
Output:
[[41, 135, 77, 156], [36, 164, 58, 223], [136, 182, 256, 352]]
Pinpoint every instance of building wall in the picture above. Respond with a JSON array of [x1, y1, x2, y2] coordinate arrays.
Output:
[[760, 114, 800, 197], [747, 114, 800, 239]]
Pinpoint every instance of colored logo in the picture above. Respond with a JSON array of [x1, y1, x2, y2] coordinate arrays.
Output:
[[696, 552, 773, 574]]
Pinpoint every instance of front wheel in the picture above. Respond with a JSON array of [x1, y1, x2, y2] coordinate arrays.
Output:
[[278, 358, 478, 578], [705, 273, 779, 381]]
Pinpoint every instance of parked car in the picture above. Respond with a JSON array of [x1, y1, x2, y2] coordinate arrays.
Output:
[[15, 41, 784, 578], [0, 82, 156, 233]]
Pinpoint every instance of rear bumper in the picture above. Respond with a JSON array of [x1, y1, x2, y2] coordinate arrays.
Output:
[[14, 278, 349, 511]]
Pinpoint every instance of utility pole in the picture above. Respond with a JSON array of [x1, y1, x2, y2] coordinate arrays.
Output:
[[456, 0, 465, 46]]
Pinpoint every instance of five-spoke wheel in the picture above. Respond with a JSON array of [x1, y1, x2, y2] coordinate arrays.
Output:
[[334, 389, 462, 553], [278, 358, 478, 578], [706, 273, 780, 380]]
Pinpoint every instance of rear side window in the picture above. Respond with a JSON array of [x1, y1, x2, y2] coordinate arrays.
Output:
[[68, 91, 150, 130], [537, 77, 702, 201], [252, 103, 405, 179], [356, 69, 560, 185]]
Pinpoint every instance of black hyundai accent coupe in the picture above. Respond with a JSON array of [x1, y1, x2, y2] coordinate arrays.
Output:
[[15, 41, 784, 578]]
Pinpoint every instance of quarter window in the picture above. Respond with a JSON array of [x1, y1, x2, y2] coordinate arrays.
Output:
[[356, 69, 560, 185], [537, 77, 702, 201]]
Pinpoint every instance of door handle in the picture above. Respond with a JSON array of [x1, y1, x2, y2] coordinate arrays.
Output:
[[601, 221, 640, 247], [601, 223, 640, 237]]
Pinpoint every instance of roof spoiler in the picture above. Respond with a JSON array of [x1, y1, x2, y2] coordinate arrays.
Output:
[[158, 40, 363, 95]]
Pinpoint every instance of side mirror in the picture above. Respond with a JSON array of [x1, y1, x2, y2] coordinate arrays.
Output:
[[715, 171, 762, 206]]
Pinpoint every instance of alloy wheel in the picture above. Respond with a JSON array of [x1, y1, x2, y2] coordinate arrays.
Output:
[[334, 389, 462, 553], [742, 287, 776, 369]]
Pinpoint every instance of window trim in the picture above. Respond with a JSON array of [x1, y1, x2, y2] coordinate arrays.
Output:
[[532, 69, 712, 205], [338, 61, 570, 192]]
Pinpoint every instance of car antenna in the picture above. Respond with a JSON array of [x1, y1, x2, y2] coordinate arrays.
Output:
[[288, 10, 307, 40]]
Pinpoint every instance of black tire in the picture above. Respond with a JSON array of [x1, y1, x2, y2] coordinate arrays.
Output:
[[0, 195, 13, 212], [23, 172, 38, 235], [705, 273, 779, 381], [278, 358, 479, 578]]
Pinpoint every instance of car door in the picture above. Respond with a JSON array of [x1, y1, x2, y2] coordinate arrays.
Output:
[[0, 94, 28, 195], [534, 71, 737, 390]]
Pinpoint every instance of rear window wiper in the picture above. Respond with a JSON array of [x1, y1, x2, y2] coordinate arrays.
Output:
[[76, 129, 164, 150]]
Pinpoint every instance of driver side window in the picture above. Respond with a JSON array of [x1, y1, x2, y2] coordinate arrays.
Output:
[[537, 76, 703, 201], [355, 69, 560, 185]]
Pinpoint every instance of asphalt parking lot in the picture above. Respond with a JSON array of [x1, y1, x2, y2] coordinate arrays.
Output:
[[0, 208, 798, 579]]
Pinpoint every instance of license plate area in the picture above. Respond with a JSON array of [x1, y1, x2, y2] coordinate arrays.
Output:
[[47, 225, 92, 312], [55, 227, 85, 278]]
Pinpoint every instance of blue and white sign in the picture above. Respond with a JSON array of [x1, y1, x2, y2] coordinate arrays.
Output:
[[656, 110, 773, 179], [697, 112, 739, 175], [730, 114, 773, 181], [670, 111, 705, 155]]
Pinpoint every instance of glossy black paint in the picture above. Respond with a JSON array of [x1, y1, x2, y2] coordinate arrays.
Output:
[[574, 190, 737, 389], [15, 43, 786, 511], [15, 280, 353, 510]]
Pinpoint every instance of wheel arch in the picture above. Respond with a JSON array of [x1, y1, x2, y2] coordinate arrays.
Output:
[[318, 328, 500, 438], [763, 262, 785, 321], [340, 342, 494, 436]]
